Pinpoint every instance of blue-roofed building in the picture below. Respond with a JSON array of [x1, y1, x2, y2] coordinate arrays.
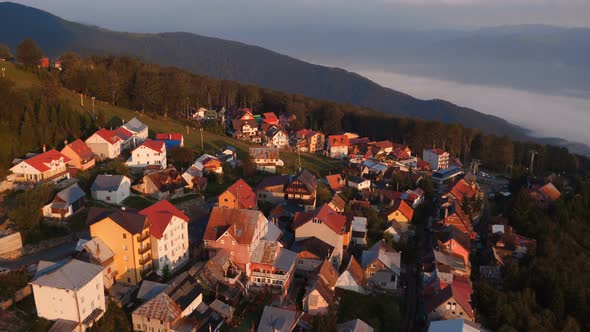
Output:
[[432, 166, 464, 185], [155, 133, 184, 150]]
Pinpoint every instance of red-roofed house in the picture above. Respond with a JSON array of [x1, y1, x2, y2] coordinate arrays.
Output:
[[384, 200, 414, 232], [294, 204, 347, 267], [38, 57, 50, 69], [325, 174, 346, 193], [139, 200, 190, 276], [126, 139, 167, 170], [327, 135, 349, 158], [60, 139, 96, 171], [155, 133, 184, 147], [10, 149, 71, 184], [218, 179, 257, 210], [424, 276, 474, 322], [262, 112, 279, 125], [85, 128, 122, 159], [423, 148, 449, 170], [114, 126, 135, 150]]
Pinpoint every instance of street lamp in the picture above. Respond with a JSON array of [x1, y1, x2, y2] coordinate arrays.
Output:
[[1, 67, 5, 78]]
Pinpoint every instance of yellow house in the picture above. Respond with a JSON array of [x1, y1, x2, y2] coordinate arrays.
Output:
[[88, 208, 153, 285], [384, 200, 414, 232]]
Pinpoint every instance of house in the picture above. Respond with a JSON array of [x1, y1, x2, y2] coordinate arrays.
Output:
[[218, 179, 257, 209], [328, 194, 346, 213], [531, 182, 562, 207], [155, 133, 184, 149], [87, 208, 153, 285], [360, 160, 389, 179], [293, 203, 347, 267], [423, 148, 450, 171], [384, 200, 414, 232], [114, 127, 135, 151], [432, 166, 464, 185], [10, 149, 71, 184], [249, 240, 297, 300], [165, 272, 204, 317], [285, 169, 318, 210], [90, 174, 131, 205], [262, 112, 279, 125], [303, 260, 338, 315], [132, 293, 183, 332], [327, 135, 349, 158], [42, 184, 86, 219], [292, 237, 336, 275], [139, 200, 190, 275], [347, 176, 371, 191], [203, 207, 269, 270], [136, 168, 187, 200], [361, 242, 401, 291], [335, 256, 365, 294], [424, 276, 474, 322], [350, 216, 368, 245], [325, 174, 346, 193], [232, 109, 258, 140], [60, 139, 96, 171], [85, 129, 122, 160], [80, 237, 116, 289], [30, 259, 105, 327], [296, 129, 325, 153], [126, 139, 167, 171], [39, 57, 50, 69], [428, 319, 483, 332], [384, 219, 403, 243], [434, 251, 469, 278], [337, 319, 374, 332], [257, 306, 302, 332], [182, 154, 222, 188], [436, 226, 471, 267], [264, 126, 289, 148], [256, 175, 290, 204], [249, 147, 283, 173], [120, 117, 149, 144]]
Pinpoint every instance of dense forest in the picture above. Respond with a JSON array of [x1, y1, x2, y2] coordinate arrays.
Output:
[[0, 38, 588, 176], [473, 175, 590, 331]]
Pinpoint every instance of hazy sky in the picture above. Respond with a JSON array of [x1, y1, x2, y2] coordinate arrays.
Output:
[[12, 0, 590, 38]]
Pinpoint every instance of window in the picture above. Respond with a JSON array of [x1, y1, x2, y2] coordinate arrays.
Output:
[[80, 296, 85, 303], [106, 196, 111, 201], [123, 233, 126, 239], [231, 251, 234, 256], [123, 244, 128, 250], [124, 255, 129, 261]]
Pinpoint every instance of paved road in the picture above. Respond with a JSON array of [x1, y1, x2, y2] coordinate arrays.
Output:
[[0, 242, 78, 270]]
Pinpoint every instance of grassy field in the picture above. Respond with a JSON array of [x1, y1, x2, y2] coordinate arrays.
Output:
[[3, 61, 343, 178]]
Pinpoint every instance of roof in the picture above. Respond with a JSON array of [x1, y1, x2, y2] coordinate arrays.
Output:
[[428, 319, 482, 332], [165, 272, 203, 311], [156, 133, 183, 141], [133, 293, 182, 322], [249, 147, 279, 160], [82, 237, 114, 264], [251, 240, 296, 272], [426, 148, 448, 156], [137, 139, 165, 153], [48, 319, 80, 332], [55, 184, 86, 205], [337, 319, 374, 332], [296, 129, 319, 139], [328, 135, 349, 147], [204, 207, 266, 245], [293, 204, 347, 235], [31, 259, 103, 290], [292, 237, 335, 260], [539, 183, 561, 202], [317, 260, 339, 289], [257, 306, 301, 332], [139, 200, 189, 240], [93, 128, 121, 145], [225, 179, 257, 209], [87, 208, 149, 235], [137, 280, 168, 301], [345, 256, 364, 286], [351, 216, 368, 233], [361, 248, 401, 274], [451, 277, 474, 319], [388, 200, 414, 221], [256, 175, 290, 191], [146, 168, 187, 193], [12, 149, 71, 173], [307, 278, 335, 306], [329, 194, 346, 211], [347, 176, 369, 185], [434, 251, 467, 273], [325, 174, 345, 192], [63, 139, 94, 160], [90, 174, 129, 192], [274, 247, 297, 272], [114, 127, 134, 141], [450, 179, 480, 203], [209, 299, 234, 318], [290, 169, 318, 193], [121, 117, 147, 133]]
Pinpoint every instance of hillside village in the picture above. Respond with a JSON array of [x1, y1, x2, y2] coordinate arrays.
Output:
[[0, 53, 584, 332]]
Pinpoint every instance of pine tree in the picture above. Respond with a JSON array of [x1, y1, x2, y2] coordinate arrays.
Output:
[[16, 38, 42, 67]]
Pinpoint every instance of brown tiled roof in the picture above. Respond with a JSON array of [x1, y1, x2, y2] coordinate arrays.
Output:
[[539, 183, 561, 202], [133, 293, 182, 322], [146, 168, 187, 192], [325, 174, 345, 192], [293, 204, 346, 235], [256, 175, 290, 191], [317, 260, 338, 289], [204, 207, 265, 245], [64, 139, 94, 160], [386, 200, 414, 221], [449, 179, 480, 203], [346, 256, 364, 286]]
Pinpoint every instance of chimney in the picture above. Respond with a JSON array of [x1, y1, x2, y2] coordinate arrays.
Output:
[[96, 242, 101, 256], [42, 144, 47, 153], [64, 140, 68, 146]]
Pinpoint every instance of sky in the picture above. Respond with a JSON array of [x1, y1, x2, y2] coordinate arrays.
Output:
[[12, 0, 590, 38]]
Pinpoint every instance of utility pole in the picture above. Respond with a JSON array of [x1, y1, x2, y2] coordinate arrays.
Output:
[[530, 151, 538, 175], [1, 67, 5, 78], [91, 96, 96, 120], [80, 93, 84, 106], [200, 128, 204, 151]]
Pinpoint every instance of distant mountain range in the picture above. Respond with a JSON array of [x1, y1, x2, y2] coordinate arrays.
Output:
[[0, 1, 529, 139]]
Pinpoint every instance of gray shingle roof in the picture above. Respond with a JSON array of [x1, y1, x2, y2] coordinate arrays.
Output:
[[257, 306, 300, 332], [121, 117, 147, 133], [273, 248, 297, 272], [56, 184, 86, 204], [90, 174, 128, 192], [31, 259, 103, 290]]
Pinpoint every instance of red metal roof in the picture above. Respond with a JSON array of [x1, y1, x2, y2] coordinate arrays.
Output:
[[293, 203, 347, 235], [225, 179, 257, 209], [156, 133, 183, 141], [139, 199, 189, 240], [328, 135, 349, 147], [95, 128, 121, 145], [325, 174, 345, 192], [64, 139, 94, 160], [139, 139, 165, 153], [21, 149, 71, 172]]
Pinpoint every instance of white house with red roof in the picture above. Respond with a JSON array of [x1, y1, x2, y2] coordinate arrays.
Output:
[[85, 128, 122, 159], [126, 139, 167, 170], [423, 148, 450, 171], [114, 126, 135, 150], [10, 149, 71, 184], [139, 200, 190, 276], [327, 135, 349, 158], [293, 203, 347, 267]]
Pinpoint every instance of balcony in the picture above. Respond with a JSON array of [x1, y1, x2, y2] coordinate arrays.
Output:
[[251, 271, 288, 280], [139, 254, 152, 266], [138, 244, 151, 255], [137, 232, 150, 242]]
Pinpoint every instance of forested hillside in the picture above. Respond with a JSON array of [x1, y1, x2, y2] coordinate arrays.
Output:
[[0, 2, 524, 138]]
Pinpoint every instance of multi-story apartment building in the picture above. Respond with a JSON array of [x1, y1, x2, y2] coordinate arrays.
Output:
[[423, 148, 450, 171]]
